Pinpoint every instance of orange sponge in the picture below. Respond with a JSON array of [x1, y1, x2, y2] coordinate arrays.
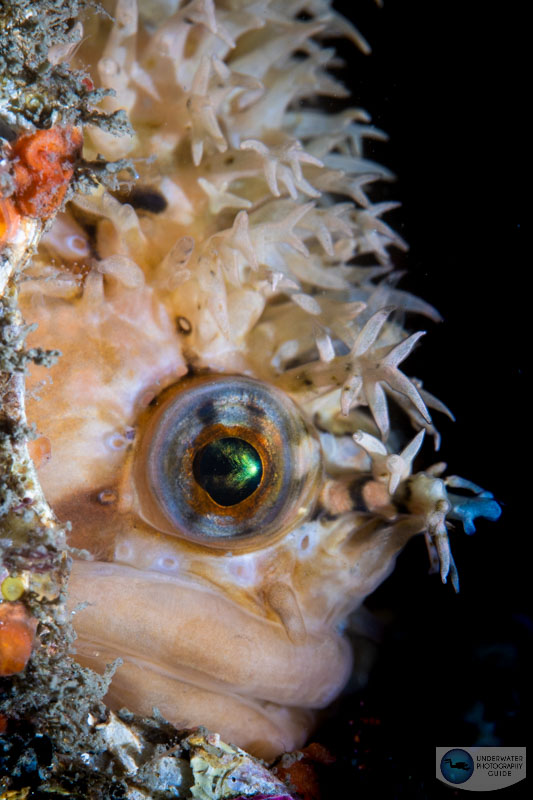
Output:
[[0, 601, 38, 676], [11, 126, 82, 219], [0, 197, 20, 244]]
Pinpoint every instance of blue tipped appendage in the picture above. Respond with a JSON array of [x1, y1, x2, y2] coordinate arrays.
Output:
[[446, 476, 502, 535]]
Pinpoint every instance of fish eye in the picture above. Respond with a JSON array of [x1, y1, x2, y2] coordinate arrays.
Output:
[[192, 437, 263, 506], [133, 375, 322, 549]]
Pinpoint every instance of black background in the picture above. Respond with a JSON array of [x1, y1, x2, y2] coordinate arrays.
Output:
[[311, 1, 528, 797]]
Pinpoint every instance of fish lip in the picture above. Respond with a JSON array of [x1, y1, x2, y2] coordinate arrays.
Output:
[[68, 559, 352, 709]]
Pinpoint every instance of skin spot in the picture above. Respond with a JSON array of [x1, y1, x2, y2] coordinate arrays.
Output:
[[97, 489, 118, 505], [394, 481, 412, 514], [176, 316, 193, 334], [121, 187, 168, 213], [348, 475, 374, 510]]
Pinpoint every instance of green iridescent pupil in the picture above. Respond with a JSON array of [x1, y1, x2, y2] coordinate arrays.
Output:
[[193, 437, 262, 506]]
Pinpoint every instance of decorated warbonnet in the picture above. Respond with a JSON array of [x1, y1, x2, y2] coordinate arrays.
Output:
[[1, 0, 501, 785]]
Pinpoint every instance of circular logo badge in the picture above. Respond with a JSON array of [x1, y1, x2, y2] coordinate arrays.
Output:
[[440, 749, 475, 784]]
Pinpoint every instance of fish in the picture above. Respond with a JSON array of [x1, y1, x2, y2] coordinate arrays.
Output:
[[5, 0, 501, 764]]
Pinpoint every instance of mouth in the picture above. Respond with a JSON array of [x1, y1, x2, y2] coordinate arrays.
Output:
[[68, 558, 351, 760]]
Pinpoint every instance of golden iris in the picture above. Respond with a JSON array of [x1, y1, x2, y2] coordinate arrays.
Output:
[[133, 374, 322, 549]]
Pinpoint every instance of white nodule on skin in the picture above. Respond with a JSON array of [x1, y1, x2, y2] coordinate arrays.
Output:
[[226, 555, 257, 586], [151, 553, 181, 575], [41, 213, 90, 261]]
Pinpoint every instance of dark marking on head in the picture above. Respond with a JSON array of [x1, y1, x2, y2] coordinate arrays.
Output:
[[349, 475, 375, 512], [123, 187, 168, 213], [183, 361, 200, 376], [393, 480, 411, 514], [312, 412, 329, 433], [83, 223, 99, 258], [54, 488, 120, 560], [65, 207, 99, 258]]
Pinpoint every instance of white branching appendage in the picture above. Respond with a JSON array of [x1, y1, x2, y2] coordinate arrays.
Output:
[[352, 430, 501, 591], [275, 306, 430, 439]]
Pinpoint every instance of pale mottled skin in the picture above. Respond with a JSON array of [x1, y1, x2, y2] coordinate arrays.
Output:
[[23, 267, 418, 758], [17, 0, 490, 760]]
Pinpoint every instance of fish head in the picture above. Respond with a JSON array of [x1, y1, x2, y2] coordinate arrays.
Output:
[[16, 0, 478, 762]]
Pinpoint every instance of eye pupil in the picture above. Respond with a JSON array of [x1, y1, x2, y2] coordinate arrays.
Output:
[[192, 437, 263, 506]]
